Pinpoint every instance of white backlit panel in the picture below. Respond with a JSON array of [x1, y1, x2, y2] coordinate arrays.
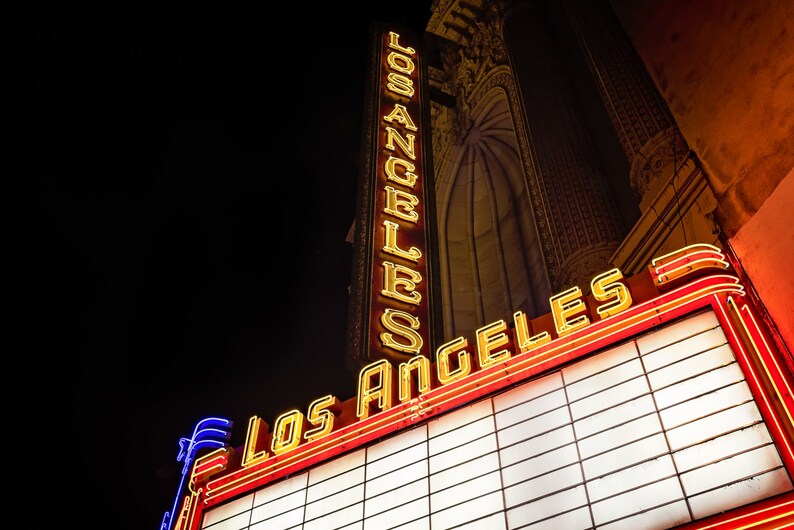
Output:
[[503, 462, 582, 507], [590, 477, 684, 526], [250, 474, 307, 529], [363, 497, 428, 530], [505, 485, 589, 528], [365, 425, 428, 526], [687, 467, 793, 519], [203, 494, 254, 529], [304, 449, 365, 529], [202, 310, 792, 530], [364, 430, 429, 529], [429, 490, 504, 529]]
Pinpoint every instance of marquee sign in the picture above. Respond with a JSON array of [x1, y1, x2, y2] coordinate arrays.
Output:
[[166, 243, 794, 529]]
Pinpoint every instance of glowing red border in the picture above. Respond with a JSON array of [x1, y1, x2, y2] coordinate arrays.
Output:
[[174, 261, 794, 530]]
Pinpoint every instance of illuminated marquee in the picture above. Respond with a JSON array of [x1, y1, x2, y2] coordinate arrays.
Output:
[[167, 244, 794, 530]]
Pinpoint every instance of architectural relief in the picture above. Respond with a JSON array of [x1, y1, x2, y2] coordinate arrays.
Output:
[[562, 0, 690, 202]]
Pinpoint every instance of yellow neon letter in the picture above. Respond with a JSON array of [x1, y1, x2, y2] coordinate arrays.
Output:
[[591, 268, 632, 319], [387, 73, 415, 97], [384, 156, 418, 188], [387, 51, 415, 75], [436, 336, 471, 384], [357, 359, 393, 419], [388, 31, 415, 56], [380, 308, 423, 354], [383, 220, 421, 262], [513, 310, 551, 354], [381, 261, 422, 305], [304, 395, 340, 442], [398, 355, 431, 402], [271, 410, 304, 455], [241, 416, 269, 467], [383, 104, 418, 131], [385, 127, 416, 160], [550, 286, 590, 337], [384, 186, 419, 223], [477, 319, 511, 368]]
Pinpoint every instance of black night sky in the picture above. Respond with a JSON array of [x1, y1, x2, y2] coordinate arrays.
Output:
[[26, 4, 431, 529]]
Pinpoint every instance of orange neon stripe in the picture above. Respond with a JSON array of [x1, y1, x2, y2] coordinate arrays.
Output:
[[716, 299, 794, 471], [738, 302, 794, 426], [655, 254, 730, 284]]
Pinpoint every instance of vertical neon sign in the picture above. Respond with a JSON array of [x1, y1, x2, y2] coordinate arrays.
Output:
[[367, 27, 432, 369]]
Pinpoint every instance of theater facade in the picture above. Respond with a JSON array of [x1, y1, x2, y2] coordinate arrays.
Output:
[[161, 1, 793, 528]]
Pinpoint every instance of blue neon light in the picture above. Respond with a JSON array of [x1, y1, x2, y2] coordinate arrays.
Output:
[[160, 416, 232, 530]]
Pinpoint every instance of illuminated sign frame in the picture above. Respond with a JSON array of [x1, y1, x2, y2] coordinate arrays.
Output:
[[169, 244, 794, 529]]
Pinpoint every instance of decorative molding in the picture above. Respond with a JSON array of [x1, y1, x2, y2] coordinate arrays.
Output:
[[563, 0, 689, 201], [633, 126, 690, 204], [611, 153, 718, 275], [557, 242, 619, 291]]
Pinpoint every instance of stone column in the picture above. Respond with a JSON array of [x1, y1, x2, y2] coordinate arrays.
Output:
[[500, 0, 625, 291], [562, 0, 720, 274], [562, 0, 689, 210]]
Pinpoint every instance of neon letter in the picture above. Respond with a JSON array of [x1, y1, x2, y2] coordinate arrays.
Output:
[[241, 416, 269, 467], [271, 410, 304, 455], [384, 156, 417, 188], [387, 73, 415, 97], [304, 395, 340, 442], [550, 286, 590, 337], [381, 261, 422, 305], [384, 186, 419, 223], [380, 308, 423, 354], [513, 310, 551, 354], [383, 220, 422, 262], [384, 127, 416, 160], [357, 359, 393, 419], [398, 355, 431, 402], [383, 104, 418, 131], [436, 336, 471, 384], [477, 319, 511, 368], [388, 31, 415, 56], [591, 268, 632, 319]]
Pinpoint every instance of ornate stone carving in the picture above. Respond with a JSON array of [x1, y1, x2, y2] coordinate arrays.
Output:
[[428, 1, 510, 149], [501, 2, 624, 291], [631, 127, 690, 200], [562, 0, 690, 204], [557, 243, 616, 291]]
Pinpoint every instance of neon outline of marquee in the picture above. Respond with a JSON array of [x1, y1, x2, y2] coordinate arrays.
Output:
[[172, 244, 794, 530]]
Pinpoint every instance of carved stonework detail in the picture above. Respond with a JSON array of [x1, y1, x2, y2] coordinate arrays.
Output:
[[557, 243, 616, 292], [429, 28, 561, 286], [497, 70, 558, 282], [455, 4, 509, 101], [428, 2, 510, 149], [562, 0, 689, 201], [501, 2, 624, 291], [427, 0, 487, 46], [631, 126, 690, 200]]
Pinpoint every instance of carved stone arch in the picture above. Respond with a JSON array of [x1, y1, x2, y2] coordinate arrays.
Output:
[[435, 81, 548, 340]]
